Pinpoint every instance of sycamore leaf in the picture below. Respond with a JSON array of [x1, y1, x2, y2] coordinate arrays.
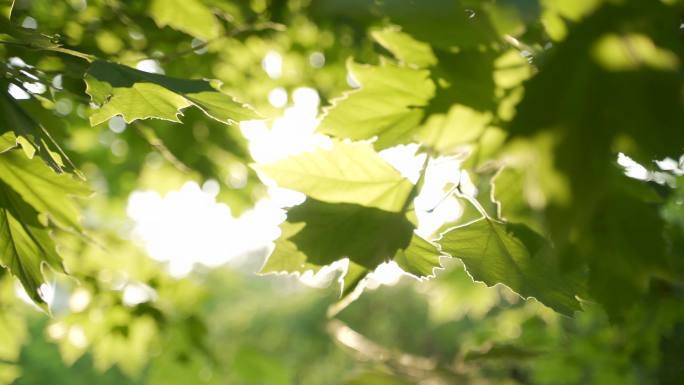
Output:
[[85, 60, 258, 126], [438, 217, 584, 315], [0, 182, 64, 308], [393, 233, 443, 279], [255, 141, 413, 212], [149, 0, 221, 40], [260, 222, 320, 274], [262, 199, 440, 297], [184, 91, 261, 125], [0, 150, 91, 231], [90, 83, 192, 125], [282, 199, 414, 269], [261, 221, 369, 299], [319, 60, 434, 149], [371, 27, 436, 68]]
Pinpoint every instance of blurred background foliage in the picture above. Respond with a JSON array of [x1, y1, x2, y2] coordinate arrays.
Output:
[[1, 0, 684, 384]]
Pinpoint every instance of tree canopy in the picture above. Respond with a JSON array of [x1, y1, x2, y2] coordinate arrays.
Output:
[[1, 0, 683, 384]]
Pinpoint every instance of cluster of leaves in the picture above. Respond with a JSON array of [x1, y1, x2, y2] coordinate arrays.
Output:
[[0, 0, 683, 384], [260, 0, 684, 322]]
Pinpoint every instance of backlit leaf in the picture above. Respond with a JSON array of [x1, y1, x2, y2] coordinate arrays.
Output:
[[438, 217, 584, 315], [255, 141, 413, 212], [85, 60, 257, 126], [149, 0, 221, 40], [0, 182, 64, 308], [319, 60, 434, 149], [371, 27, 436, 68], [0, 150, 91, 230]]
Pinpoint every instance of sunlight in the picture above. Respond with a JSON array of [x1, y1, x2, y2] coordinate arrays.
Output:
[[127, 182, 285, 277], [262, 50, 283, 79]]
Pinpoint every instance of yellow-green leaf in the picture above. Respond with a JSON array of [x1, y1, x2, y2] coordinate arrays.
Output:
[[149, 0, 221, 40], [438, 217, 584, 315], [255, 141, 413, 212], [319, 60, 434, 149]]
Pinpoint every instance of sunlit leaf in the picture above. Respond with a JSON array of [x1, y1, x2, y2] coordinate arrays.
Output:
[[0, 150, 91, 230], [149, 0, 222, 40], [417, 105, 492, 154], [85, 61, 257, 126], [371, 27, 436, 68], [0, 181, 64, 308], [319, 60, 434, 149], [393, 233, 443, 279], [438, 217, 584, 315], [274, 199, 414, 270], [0, 131, 16, 153], [255, 141, 413, 212], [0, 89, 73, 172]]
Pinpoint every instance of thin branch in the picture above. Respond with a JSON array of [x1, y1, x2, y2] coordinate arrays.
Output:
[[326, 319, 467, 381]]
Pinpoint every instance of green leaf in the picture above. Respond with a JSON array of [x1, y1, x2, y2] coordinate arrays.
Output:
[[149, 0, 221, 40], [379, 0, 498, 50], [0, 363, 20, 385], [260, 222, 320, 275], [541, 0, 603, 21], [581, 189, 681, 317], [90, 82, 193, 125], [438, 217, 584, 315], [491, 166, 545, 234], [264, 215, 440, 296], [262, 198, 437, 296], [417, 105, 492, 154], [0, 182, 64, 308], [0, 132, 16, 153], [427, 50, 498, 114], [371, 27, 436, 68], [276, 199, 414, 270], [261, 221, 370, 298], [505, 2, 684, 316], [85, 60, 258, 126], [393, 233, 443, 279], [254, 141, 413, 212], [319, 60, 434, 149], [0, 150, 91, 230], [184, 91, 261, 125], [0, 89, 73, 172]]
